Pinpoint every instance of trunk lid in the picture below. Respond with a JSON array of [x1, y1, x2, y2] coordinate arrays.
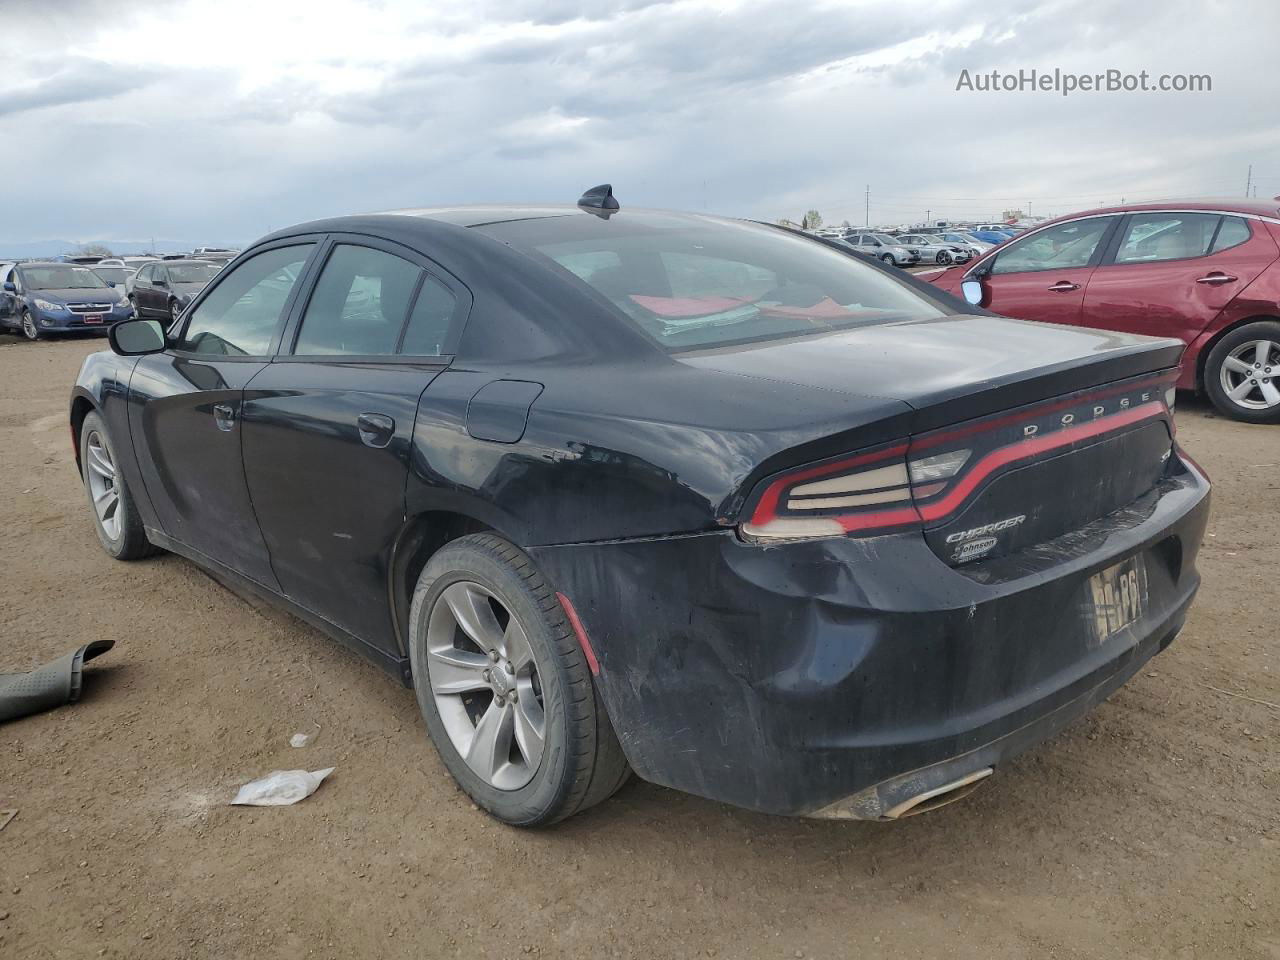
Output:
[[692, 315, 1182, 563], [680, 314, 1183, 434]]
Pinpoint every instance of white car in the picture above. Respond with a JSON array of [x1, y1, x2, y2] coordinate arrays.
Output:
[[896, 234, 972, 266]]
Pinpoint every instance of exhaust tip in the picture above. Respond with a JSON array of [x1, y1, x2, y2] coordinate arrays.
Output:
[[882, 767, 993, 820]]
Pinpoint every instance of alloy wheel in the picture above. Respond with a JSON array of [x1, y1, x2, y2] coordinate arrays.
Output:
[[425, 580, 546, 790], [84, 430, 122, 541], [937, 251, 952, 265], [1218, 339, 1280, 410], [21, 311, 38, 340]]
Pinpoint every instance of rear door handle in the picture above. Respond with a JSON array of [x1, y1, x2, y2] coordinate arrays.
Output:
[[357, 412, 395, 448], [1195, 272, 1238, 285], [1047, 281, 1081, 292], [212, 402, 236, 432]]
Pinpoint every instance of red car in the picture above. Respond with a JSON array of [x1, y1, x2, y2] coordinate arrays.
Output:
[[924, 199, 1280, 423]]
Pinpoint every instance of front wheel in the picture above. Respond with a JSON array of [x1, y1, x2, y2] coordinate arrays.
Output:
[[169, 300, 182, 325], [21, 310, 40, 341], [879, 253, 896, 266], [1204, 321, 1280, 424], [409, 533, 630, 825], [936, 250, 952, 265], [80, 411, 157, 560]]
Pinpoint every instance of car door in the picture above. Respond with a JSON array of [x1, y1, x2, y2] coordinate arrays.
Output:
[[132, 264, 156, 316], [240, 237, 467, 651], [1080, 212, 1280, 344], [0, 266, 14, 325], [127, 240, 320, 587], [968, 216, 1119, 325]]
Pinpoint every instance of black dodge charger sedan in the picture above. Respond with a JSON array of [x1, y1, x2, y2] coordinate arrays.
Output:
[[71, 187, 1210, 825]]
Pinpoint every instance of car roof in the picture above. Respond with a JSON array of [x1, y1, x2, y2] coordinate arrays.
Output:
[[1046, 197, 1280, 224], [154, 258, 216, 266]]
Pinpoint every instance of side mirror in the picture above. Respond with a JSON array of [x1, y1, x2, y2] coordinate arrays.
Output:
[[2, 281, 14, 292], [108, 318, 167, 356], [154, 278, 168, 288], [106, 280, 117, 288], [961, 279, 985, 306]]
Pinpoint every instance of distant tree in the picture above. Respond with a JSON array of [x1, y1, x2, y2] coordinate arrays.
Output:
[[77, 243, 114, 258], [805, 209, 823, 230]]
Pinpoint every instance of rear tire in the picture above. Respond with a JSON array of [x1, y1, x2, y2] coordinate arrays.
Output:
[[409, 533, 630, 826], [1204, 321, 1280, 424], [79, 411, 157, 560], [937, 250, 952, 265]]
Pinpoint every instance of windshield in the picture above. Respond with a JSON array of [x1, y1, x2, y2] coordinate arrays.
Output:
[[483, 214, 946, 351], [92, 267, 131, 285], [873, 234, 901, 245], [167, 262, 220, 283], [20, 265, 109, 290]]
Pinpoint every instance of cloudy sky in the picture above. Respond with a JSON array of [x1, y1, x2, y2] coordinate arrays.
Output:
[[3, 0, 1278, 251]]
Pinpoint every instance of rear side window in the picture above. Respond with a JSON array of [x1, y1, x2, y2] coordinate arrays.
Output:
[[483, 215, 945, 351], [294, 244, 421, 356], [179, 244, 314, 356], [1114, 213, 1219, 264], [1211, 216, 1251, 253], [400, 276, 458, 356], [990, 217, 1115, 275]]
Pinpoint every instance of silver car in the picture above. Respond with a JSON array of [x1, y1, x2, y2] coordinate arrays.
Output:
[[838, 232, 920, 267], [896, 234, 972, 266]]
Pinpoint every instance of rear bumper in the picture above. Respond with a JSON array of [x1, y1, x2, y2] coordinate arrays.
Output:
[[531, 458, 1210, 817]]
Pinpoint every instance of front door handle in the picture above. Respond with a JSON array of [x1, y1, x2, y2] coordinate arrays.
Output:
[[1047, 281, 1081, 292], [1195, 272, 1238, 285], [212, 402, 236, 432], [357, 412, 395, 448]]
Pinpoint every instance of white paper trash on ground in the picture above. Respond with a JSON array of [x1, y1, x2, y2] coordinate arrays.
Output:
[[231, 768, 335, 806]]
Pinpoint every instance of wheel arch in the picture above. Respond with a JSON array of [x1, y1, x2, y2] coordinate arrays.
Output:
[[1194, 313, 1280, 391], [69, 389, 98, 473], [388, 509, 504, 659]]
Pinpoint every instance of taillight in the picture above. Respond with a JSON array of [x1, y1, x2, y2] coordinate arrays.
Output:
[[741, 443, 976, 541], [740, 372, 1177, 544]]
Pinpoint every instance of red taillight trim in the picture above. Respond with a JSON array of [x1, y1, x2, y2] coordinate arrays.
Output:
[[915, 401, 1165, 522], [556, 592, 599, 676], [748, 442, 908, 527], [910, 373, 1176, 452], [744, 400, 1168, 537]]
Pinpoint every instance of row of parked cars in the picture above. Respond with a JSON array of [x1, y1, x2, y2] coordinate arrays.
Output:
[[814, 223, 1023, 267], [0, 249, 235, 340]]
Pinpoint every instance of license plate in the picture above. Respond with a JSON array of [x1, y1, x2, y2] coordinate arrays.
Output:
[[1086, 556, 1147, 644], [82, 314, 104, 324]]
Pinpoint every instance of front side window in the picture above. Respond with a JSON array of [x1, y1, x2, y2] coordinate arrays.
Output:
[[293, 244, 422, 356], [990, 217, 1115, 275], [482, 214, 947, 351], [1114, 213, 1219, 264], [136, 265, 153, 282], [179, 244, 314, 356]]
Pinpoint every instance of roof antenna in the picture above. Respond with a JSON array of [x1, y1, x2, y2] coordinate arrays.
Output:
[[578, 184, 620, 218]]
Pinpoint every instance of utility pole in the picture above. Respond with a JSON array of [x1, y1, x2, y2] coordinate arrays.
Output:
[[864, 185, 869, 228], [1246, 164, 1252, 197]]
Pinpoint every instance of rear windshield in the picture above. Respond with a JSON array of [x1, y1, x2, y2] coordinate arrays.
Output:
[[483, 214, 945, 350], [168, 262, 221, 283]]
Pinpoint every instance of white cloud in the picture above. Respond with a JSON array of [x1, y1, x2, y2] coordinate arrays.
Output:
[[1, 0, 1278, 250]]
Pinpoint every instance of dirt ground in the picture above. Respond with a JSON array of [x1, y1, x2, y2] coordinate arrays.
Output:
[[1, 335, 1277, 960]]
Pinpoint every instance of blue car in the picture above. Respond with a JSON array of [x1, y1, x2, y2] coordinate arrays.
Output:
[[1, 261, 133, 341], [966, 228, 1013, 245]]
